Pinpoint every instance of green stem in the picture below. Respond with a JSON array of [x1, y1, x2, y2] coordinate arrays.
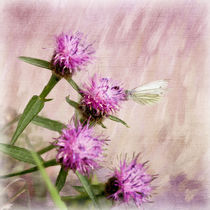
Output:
[[61, 193, 104, 203], [39, 73, 61, 99], [25, 138, 67, 210], [37, 144, 55, 155], [75, 171, 99, 208], [0, 159, 58, 179], [62, 194, 89, 202], [66, 78, 81, 94]]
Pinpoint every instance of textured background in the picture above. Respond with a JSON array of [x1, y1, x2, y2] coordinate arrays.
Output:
[[0, 0, 210, 209]]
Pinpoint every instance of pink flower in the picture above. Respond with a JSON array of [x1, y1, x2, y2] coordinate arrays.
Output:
[[105, 154, 156, 206], [80, 74, 127, 120], [54, 119, 107, 175], [52, 32, 95, 76]]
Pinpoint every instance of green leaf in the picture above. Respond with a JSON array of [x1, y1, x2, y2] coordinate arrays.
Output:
[[43, 98, 53, 102], [108, 115, 129, 128], [25, 139, 67, 210], [0, 159, 58, 179], [37, 144, 55, 155], [66, 78, 81, 94], [65, 96, 80, 110], [0, 143, 43, 165], [72, 185, 86, 194], [61, 194, 90, 203], [61, 194, 111, 208], [19, 56, 51, 70], [3, 114, 65, 134], [98, 122, 107, 129], [11, 95, 45, 145], [32, 115, 66, 133], [72, 184, 104, 195], [75, 171, 98, 207], [55, 166, 68, 192]]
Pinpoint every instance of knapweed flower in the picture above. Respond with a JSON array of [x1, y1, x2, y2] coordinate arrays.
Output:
[[79, 74, 127, 121], [53, 119, 107, 175], [105, 154, 156, 206], [52, 31, 95, 77]]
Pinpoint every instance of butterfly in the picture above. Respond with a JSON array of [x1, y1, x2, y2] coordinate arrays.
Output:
[[126, 80, 168, 105]]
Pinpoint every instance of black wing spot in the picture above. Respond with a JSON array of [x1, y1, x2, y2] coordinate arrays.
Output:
[[112, 86, 120, 90]]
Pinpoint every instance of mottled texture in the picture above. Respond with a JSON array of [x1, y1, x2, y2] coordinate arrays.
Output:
[[80, 74, 126, 120], [105, 154, 154, 206], [54, 119, 106, 175], [52, 32, 95, 76]]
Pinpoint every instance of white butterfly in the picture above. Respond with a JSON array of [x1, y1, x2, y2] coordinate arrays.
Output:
[[126, 80, 168, 105]]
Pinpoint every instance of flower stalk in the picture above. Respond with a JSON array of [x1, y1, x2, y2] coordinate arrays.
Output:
[[39, 73, 61, 99]]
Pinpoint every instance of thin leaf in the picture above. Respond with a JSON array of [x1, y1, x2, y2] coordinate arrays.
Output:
[[11, 95, 45, 145], [43, 98, 53, 102], [0, 143, 43, 165], [75, 171, 98, 207], [61, 194, 90, 202], [37, 144, 55, 155], [61, 192, 106, 206], [98, 122, 106, 129], [19, 56, 51, 70], [108, 115, 129, 128], [66, 78, 81, 94], [32, 115, 66, 133], [65, 96, 80, 110], [72, 185, 86, 194], [72, 184, 104, 195], [25, 139, 67, 210], [3, 114, 65, 134], [0, 159, 58, 179], [55, 166, 68, 192]]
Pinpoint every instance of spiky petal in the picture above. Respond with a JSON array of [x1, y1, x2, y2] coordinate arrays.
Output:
[[80, 74, 126, 120], [53, 120, 106, 175], [105, 155, 155, 206], [52, 32, 95, 76]]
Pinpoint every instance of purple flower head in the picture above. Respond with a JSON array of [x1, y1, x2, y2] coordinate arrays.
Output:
[[52, 31, 95, 77], [53, 119, 107, 175], [105, 154, 156, 206], [80, 74, 127, 120]]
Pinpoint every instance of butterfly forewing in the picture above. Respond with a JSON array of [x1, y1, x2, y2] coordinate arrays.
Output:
[[128, 80, 168, 105]]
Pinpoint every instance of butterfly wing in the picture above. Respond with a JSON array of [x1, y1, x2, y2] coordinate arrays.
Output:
[[128, 80, 168, 105]]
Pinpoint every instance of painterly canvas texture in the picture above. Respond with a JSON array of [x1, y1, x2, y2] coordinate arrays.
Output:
[[0, 0, 209, 209]]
